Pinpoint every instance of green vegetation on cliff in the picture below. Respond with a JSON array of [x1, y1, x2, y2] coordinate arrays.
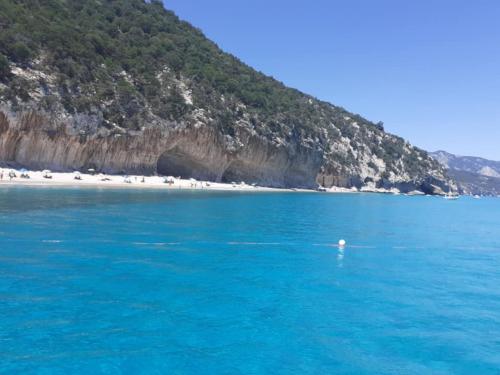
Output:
[[0, 0, 384, 133], [1, 0, 311, 125]]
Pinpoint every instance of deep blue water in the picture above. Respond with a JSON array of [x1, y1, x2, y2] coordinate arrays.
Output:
[[1, 187, 500, 374]]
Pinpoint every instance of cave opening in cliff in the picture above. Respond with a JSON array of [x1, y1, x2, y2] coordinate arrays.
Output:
[[221, 160, 258, 185], [220, 162, 240, 183], [157, 148, 213, 180]]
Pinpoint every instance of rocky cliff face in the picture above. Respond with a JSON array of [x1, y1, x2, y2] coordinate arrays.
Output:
[[0, 97, 451, 194], [0, 0, 453, 193], [0, 108, 324, 188]]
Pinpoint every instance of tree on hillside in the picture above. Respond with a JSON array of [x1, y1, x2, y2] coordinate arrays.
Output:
[[0, 54, 10, 80]]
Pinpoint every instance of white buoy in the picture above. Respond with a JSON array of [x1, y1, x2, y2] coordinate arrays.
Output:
[[338, 239, 346, 247]]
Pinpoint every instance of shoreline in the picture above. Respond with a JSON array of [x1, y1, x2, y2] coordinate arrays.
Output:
[[0, 168, 438, 196], [0, 169, 309, 193]]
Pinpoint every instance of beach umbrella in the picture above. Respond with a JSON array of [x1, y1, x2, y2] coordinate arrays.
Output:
[[19, 168, 28, 173], [42, 169, 51, 174], [189, 178, 197, 182]]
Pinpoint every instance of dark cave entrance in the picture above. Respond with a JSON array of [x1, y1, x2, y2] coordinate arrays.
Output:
[[220, 161, 242, 183], [220, 160, 262, 185], [156, 148, 214, 180]]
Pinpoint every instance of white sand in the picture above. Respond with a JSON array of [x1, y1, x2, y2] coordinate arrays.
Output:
[[0, 168, 412, 195], [0, 168, 298, 192]]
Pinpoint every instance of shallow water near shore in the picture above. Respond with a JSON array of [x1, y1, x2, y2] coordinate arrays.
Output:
[[1, 187, 500, 374]]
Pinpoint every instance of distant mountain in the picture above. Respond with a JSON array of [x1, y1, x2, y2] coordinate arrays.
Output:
[[430, 151, 500, 196], [430, 151, 500, 177]]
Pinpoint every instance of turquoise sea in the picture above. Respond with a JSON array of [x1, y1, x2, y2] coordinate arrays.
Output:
[[1, 187, 499, 374]]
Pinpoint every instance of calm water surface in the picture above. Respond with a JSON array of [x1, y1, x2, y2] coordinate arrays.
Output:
[[0, 187, 499, 374]]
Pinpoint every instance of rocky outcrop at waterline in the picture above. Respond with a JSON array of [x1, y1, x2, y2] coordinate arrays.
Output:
[[0, 0, 454, 194]]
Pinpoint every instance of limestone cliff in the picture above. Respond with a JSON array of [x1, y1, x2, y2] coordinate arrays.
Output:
[[0, 104, 322, 187]]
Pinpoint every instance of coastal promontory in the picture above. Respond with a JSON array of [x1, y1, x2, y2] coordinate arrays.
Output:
[[0, 0, 451, 193]]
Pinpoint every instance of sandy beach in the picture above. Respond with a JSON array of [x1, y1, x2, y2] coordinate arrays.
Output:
[[0, 168, 303, 192], [0, 168, 426, 195]]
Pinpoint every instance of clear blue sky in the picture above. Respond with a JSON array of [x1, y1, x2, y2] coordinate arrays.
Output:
[[165, 0, 500, 160]]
